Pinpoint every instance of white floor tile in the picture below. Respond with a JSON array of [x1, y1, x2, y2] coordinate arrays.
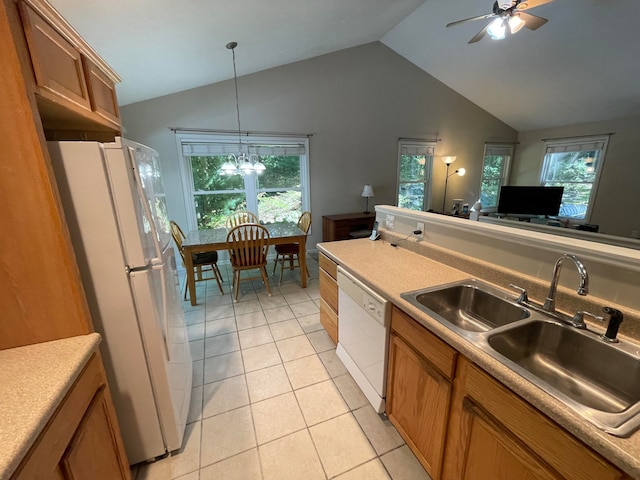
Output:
[[380, 445, 430, 480], [187, 385, 202, 424], [245, 364, 292, 403], [234, 299, 262, 315], [335, 459, 390, 479], [284, 355, 330, 390], [258, 293, 289, 310], [263, 305, 295, 324], [296, 379, 349, 426], [297, 313, 324, 333], [202, 375, 250, 418], [310, 413, 376, 478], [205, 304, 235, 321], [290, 300, 319, 317], [238, 325, 274, 349], [236, 310, 268, 330], [334, 373, 369, 411], [307, 330, 336, 353], [205, 317, 237, 337], [259, 429, 325, 480], [203, 351, 244, 384], [268, 318, 304, 341], [242, 342, 282, 372], [251, 392, 306, 445], [318, 349, 348, 378], [199, 448, 262, 480], [275, 335, 315, 362], [353, 405, 404, 455], [201, 406, 256, 467], [204, 332, 240, 357]]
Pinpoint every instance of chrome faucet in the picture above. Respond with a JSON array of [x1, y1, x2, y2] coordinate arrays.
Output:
[[543, 254, 589, 313]]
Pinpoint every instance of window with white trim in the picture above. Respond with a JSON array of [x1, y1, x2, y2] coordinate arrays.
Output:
[[396, 140, 435, 211], [176, 133, 310, 230], [540, 135, 609, 220], [479, 143, 515, 210]]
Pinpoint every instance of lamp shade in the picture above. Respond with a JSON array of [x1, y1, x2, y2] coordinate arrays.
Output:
[[361, 184, 375, 197], [441, 156, 457, 165]]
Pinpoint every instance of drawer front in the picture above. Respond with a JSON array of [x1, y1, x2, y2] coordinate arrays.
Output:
[[391, 306, 457, 379], [319, 268, 338, 312], [319, 299, 338, 344], [319, 253, 338, 279]]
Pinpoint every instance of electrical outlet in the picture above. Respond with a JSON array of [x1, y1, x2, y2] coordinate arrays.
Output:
[[416, 222, 424, 239], [386, 214, 395, 231]]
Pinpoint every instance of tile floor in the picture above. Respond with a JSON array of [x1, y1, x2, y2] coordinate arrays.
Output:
[[131, 254, 430, 480]]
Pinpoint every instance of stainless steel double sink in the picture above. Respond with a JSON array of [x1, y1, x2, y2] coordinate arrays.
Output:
[[401, 279, 640, 437]]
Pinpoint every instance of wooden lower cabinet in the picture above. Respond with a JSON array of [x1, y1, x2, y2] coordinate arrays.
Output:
[[15, 353, 130, 479], [387, 307, 631, 480], [386, 307, 456, 479], [319, 253, 339, 343], [442, 358, 629, 480]]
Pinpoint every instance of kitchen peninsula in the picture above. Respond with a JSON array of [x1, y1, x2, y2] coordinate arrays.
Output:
[[318, 220, 640, 479]]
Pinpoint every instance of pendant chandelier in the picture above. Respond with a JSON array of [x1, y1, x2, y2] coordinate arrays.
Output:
[[220, 41, 266, 176]]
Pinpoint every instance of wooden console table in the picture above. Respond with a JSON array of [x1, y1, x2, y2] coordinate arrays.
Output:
[[322, 213, 376, 242]]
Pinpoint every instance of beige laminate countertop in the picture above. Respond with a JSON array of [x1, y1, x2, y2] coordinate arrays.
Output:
[[0, 333, 101, 480], [318, 238, 640, 479]]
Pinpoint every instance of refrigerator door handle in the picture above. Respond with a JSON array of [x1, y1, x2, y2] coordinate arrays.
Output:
[[152, 262, 171, 361]]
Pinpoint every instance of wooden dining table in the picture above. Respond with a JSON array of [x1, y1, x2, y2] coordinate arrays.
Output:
[[182, 223, 308, 305]]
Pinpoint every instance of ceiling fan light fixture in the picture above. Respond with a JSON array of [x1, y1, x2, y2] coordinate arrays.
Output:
[[508, 14, 526, 34], [487, 18, 506, 40]]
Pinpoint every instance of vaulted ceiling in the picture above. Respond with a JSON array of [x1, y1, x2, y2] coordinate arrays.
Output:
[[49, 0, 640, 131]]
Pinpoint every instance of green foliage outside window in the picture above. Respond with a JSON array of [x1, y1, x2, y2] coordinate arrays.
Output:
[[398, 155, 427, 211], [543, 151, 598, 219], [190, 155, 302, 229], [480, 155, 505, 208]]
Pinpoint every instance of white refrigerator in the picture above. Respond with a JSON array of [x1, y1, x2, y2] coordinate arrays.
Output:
[[48, 138, 192, 465]]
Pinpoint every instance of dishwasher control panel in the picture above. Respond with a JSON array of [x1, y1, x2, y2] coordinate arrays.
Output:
[[363, 292, 386, 322], [337, 267, 390, 327]]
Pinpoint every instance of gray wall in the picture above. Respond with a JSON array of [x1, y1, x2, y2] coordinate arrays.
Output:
[[513, 116, 640, 238], [120, 41, 516, 248]]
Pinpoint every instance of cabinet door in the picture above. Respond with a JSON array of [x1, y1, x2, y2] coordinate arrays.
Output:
[[20, 2, 91, 110], [454, 399, 561, 480], [443, 358, 627, 480], [386, 332, 451, 478], [83, 55, 120, 125], [61, 387, 130, 480]]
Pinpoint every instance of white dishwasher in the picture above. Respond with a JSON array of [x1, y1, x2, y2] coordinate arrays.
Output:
[[336, 267, 391, 413]]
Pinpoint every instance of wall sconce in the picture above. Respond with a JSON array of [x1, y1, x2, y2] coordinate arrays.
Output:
[[441, 156, 465, 213], [361, 184, 375, 213]]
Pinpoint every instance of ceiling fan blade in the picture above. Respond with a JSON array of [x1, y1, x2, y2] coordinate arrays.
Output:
[[515, 0, 553, 11], [468, 24, 490, 44], [519, 11, 548, 30], [446, 13, 495, 28]]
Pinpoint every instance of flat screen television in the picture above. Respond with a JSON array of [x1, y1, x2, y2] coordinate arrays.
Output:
[[497, 186, 564, 217]]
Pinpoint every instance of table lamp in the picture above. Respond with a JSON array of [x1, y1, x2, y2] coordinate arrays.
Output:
[[361, 184, 375, 213]]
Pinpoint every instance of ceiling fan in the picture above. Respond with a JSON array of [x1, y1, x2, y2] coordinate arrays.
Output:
[[446, 0, 554, 44]]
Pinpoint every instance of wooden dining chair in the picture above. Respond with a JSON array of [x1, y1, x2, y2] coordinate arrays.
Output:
[[226, 224, 272, 302], [225, 211, 259, 228], [272, 211, 312, 285], [170, 220, 224, 298]]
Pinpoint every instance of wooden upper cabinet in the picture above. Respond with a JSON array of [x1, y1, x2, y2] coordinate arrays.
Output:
[[83, 55, 120, 125], [17, 0, 121, 134], [20, 1, 91, 110]]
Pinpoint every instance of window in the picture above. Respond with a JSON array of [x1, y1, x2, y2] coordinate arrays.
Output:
[[540, 135, 609, 220], [397, 140, 435, 211], [176, 133, 310, 230], [479, 143, 514, 210]]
